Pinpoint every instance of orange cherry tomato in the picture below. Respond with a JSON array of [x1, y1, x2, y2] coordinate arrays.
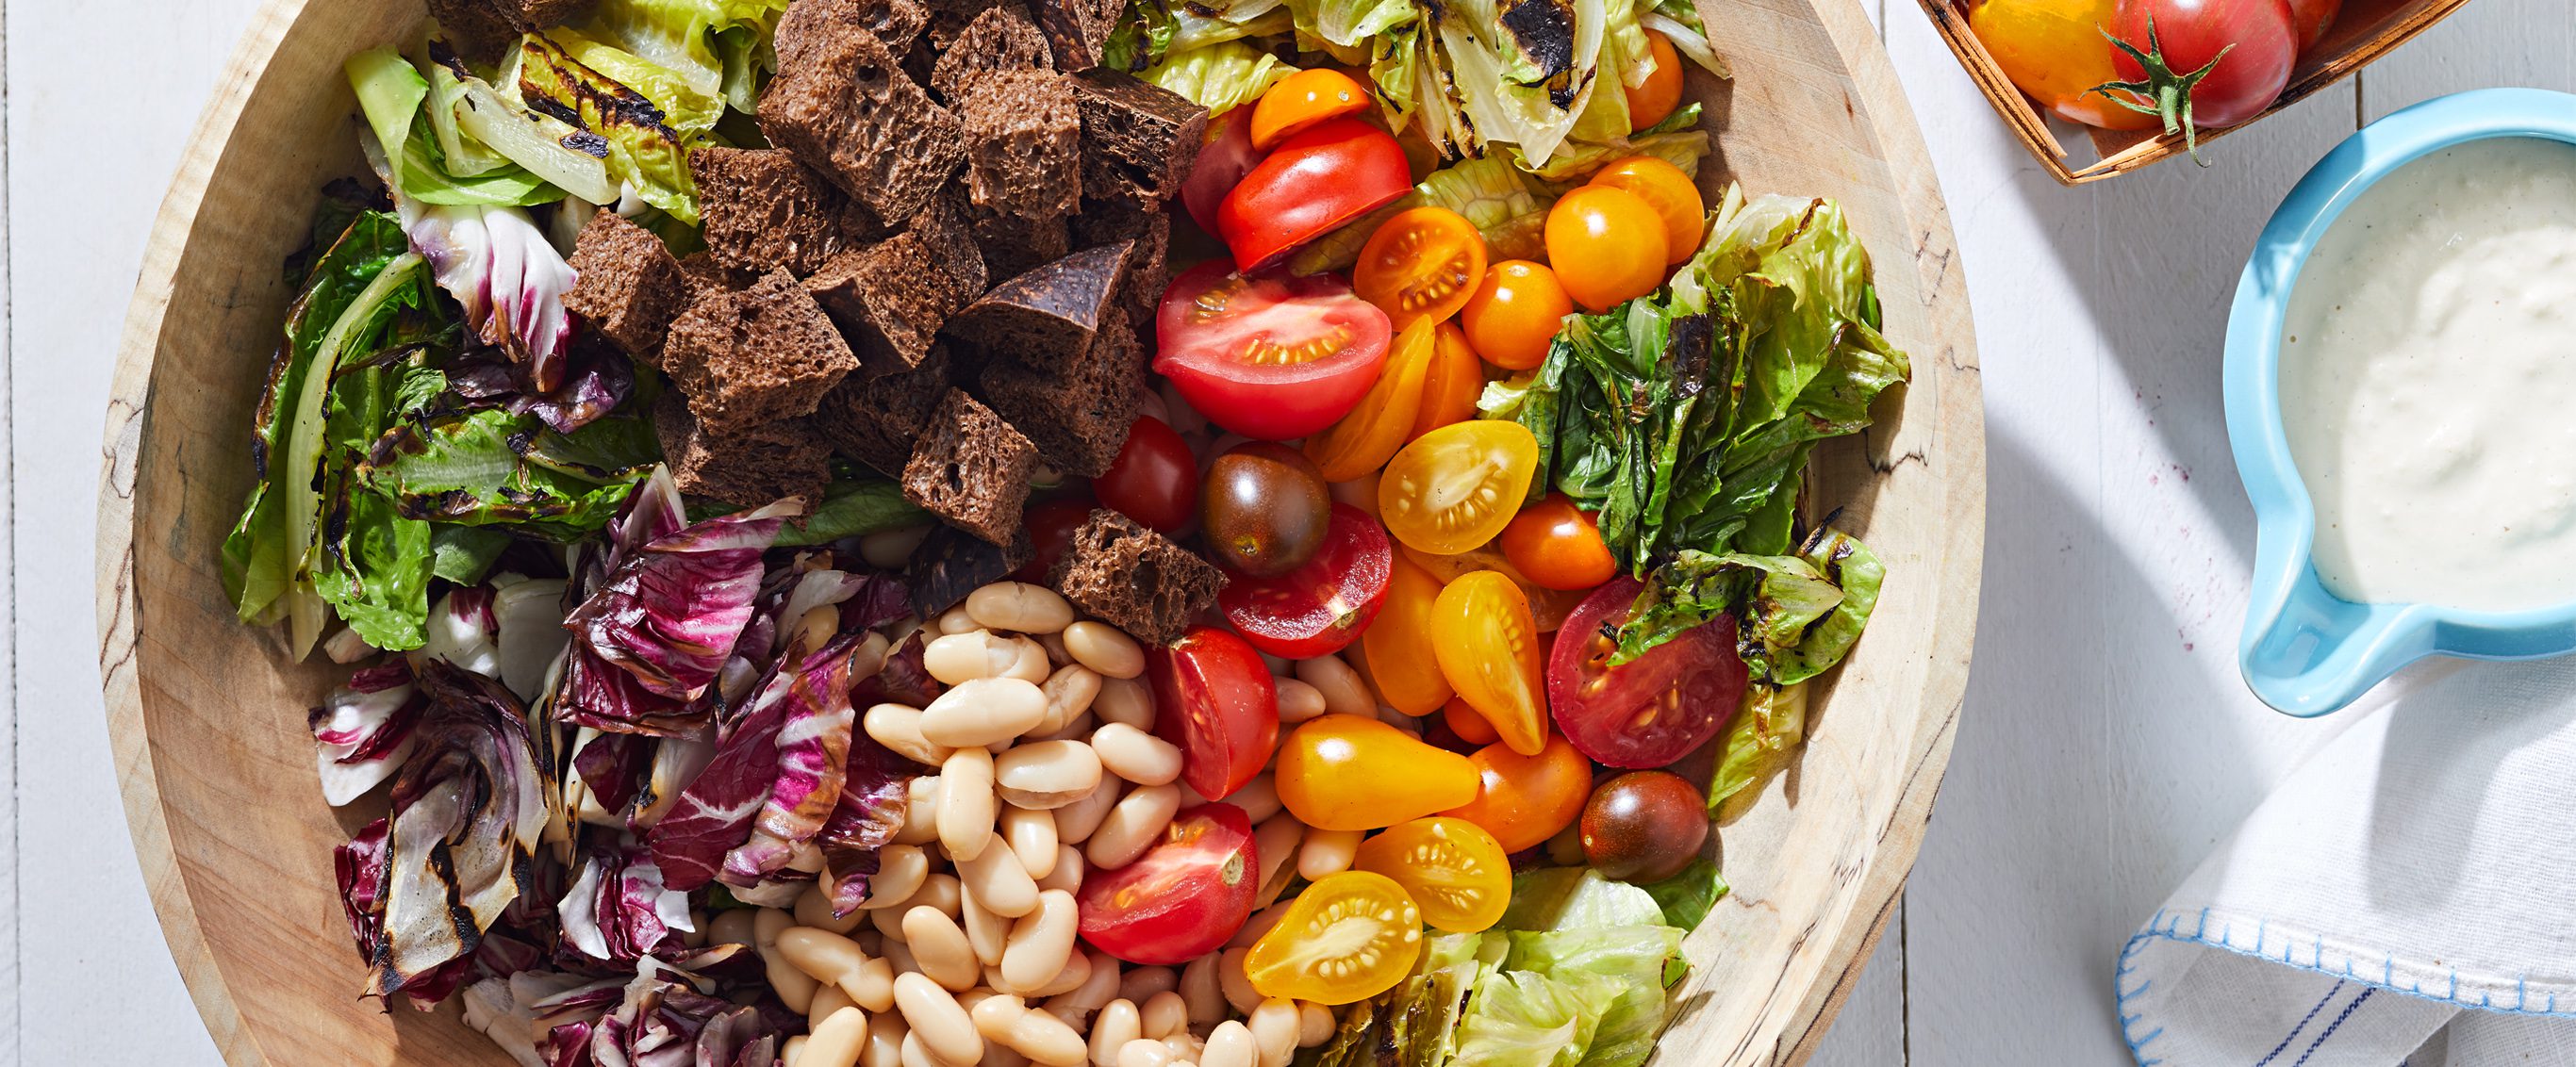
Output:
[[1410, 322, 1484, 441], [1354, 207, 1490, 329], [1305, 317, 1440, 483], [1244, 870, 1423, 1004], [1361, 554, 1455, 715], [1353, 817, 1512, 933], [1430, 571, 1547, 756], [1398, 540, 1590, 632], [1625, 30, 1686, 131], [1968, 0, 2161, 131], [1443, 734, 1592, 852], [1441, 695, 1498, 747], [1498, 495, 1618, 590], [1461, 260, 1574, 371], [1588, 156, 1704, 266], [1274, 714, 1482, 830], [1249, 69, 1374, 150], [1378, 421, 1538, 556], [1544, 186, 1669, 312]]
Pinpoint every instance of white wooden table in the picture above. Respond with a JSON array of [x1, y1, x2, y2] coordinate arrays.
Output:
[[8, 1, 2569, 1063]]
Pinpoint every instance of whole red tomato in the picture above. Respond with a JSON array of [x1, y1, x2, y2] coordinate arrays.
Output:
[[1094, 416, 1198, 534], [1215, 118, 1412, 271], [2105, 0, 2298, 140], [2287, 0, 2338, 49]]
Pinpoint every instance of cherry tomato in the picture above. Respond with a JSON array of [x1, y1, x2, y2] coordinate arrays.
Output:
[[1460, 260, 1575, 371], [1077, 802, 1260, 963], [1202, 442, 1331, 577], [1498, 495, 1617, 591], [1217, 119, 1413, 271], [1588, 156, 1705, 266], [1544, 186, 1668, 312], [1398, 541, 1590, 632], [2288, 0, 2339, 48], [1580, 771, 1708, 882], [1967, 0, 2162, 130], [1443, 734, 1592, 852], [1430, 571, 1546, 757], [1354, 817, 1511, 933], [1379, 421, 1539, 556], [2108, 0, 2298, 133], [1305, 317, 1440, 483], [1251, 69, 1373, 150], [1095, 416, 1198, 533], [1360, 555, 1455, 715], [1244, 870, 1423, 1004], [1410, 322, 1483, 441], [1625, 30, 1686, 131], [1154, 261, 1393, 441], [1353, 206, 1489, 329], [1440, 696, 1497, 747], [1274, 714, 1480, 830], [1148, 627, 1280, 800], [1016, 495, 1098, 583], [1183, 107, 1265, 234], [1218, 504, 1392, 659], [1546, 579, 1745, 768]]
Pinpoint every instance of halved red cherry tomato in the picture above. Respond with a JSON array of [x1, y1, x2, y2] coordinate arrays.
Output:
[[1544, 186, 1669, 312], [1217, 119, 1412, 271], [1250, 69, 1373, 150], [1353, 817, 1511, 933], [1589, 156, 1705, 266], [1353, 206, 1489, 329], [1498, 495, 1618, 590], [1148, 627, 1280, 799], [1184, 107, 1264, 233], [1379, 421, 1539, 556], [1016, 494, 1098, 583], [1154, 261, 1393, 441], [1095, 416, 1198, 533], [1410, 323, 1484, 441], [1219, 504, 1393, 659], [1361, 555, 1454, 715], [1244, 870, 1422, 1004], [1077, 802, 1259, 964], [1275, 714, 1481, 830], [1626, 30, 1686, 131], [1305, 317, 1439, 483], [1546, 578, 1746, 768], [1443, 734, 1592, 852], [1431, 571, 1547, 756], [1460, 260, 1575, 371]]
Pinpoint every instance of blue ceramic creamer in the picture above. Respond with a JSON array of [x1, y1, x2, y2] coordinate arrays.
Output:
[[2229, 88, 2576, 717]]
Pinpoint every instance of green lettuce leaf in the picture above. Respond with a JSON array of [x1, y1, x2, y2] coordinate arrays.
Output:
[[1499, 869, 1667, 931], [1504, 925, 1685, 1067], [429, 523, 515, 585], [1450, 970, 1615, 1067], [517, 34, 702, 222], [1710, 680, 1807, 808], [1288, 0, 1418, 52], [310, 468, 436, 650], [346, 47, 561, 206], [1638, 857, 1726, 928], [574, 0, 792, 105], [362, 408, 654, 539], [1140, 40, 1296, 115], [774, 478, 932, 547], [1434, 0, 1607, 168]]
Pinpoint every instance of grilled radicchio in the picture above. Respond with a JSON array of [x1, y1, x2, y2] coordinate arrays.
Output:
[[309, 662, 425, 806], [400, 201, 577, 393], [556, 842, 692, 966]]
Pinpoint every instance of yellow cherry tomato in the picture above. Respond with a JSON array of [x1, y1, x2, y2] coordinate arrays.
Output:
[[1588, 156, 1705, 265], [1245, 871, 1424, 1004], [1361, 554, 1455, 715], [1274, 714, 1481, 831], [1410, 322, 1484, 441], [1397, 540, 1591, 632], [1355, 207, 1490, 329], [1379, 420, 1539, 556], [1305, 317, 1440, 483], [1430, 571, 1547, 756], [1443, 735, 1592, 852], [1250, 69, 1375, 149], [1461, 260, 1575, 371], [1353, 817, 1512, 933], [1625, 30, 1686, 131], [1544, 186, 1670, 311], [1968, 0, 2161, 130]]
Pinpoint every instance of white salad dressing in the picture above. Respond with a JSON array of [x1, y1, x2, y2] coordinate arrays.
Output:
[[2280, 137, 2576, 613]]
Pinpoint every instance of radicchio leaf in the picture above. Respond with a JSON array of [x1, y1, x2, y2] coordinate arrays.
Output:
[[450, 341, 637, 435], [557, 957, 784, 1067], [562, 493, 799, 704], [817, 731, 921, 917], [556, 842, 694, 966], [419, 585, 502, 679], [400, 201, 578, 392], [310, 662, 426, 806]]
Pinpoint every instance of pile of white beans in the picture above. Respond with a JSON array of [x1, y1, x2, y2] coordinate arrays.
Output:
[[702, 580, 1401, 1067]]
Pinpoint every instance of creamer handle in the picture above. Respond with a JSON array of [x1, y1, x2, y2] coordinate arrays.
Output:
[[2239, 587, 2426, 717]]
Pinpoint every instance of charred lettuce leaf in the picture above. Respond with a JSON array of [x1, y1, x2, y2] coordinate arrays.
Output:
[[362, 407, 657, 540], [517, 33, 702, 223]]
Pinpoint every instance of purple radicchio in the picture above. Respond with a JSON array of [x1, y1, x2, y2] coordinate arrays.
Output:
[[310, 661, 426, 806], [400, 200, 578, 393], [817, 730, 921, 917], [556, 841, 693, 966], [560, 472, 800, 724], [501, 957, 781, 1067], [449, 340, 636, 435], [569, 728, 718, 832], [418, 585, 502, 679]]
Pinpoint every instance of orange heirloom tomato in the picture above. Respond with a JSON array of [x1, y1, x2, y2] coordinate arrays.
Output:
[[1441, 696, 1499, 747], [1460, 260, 1573, 371], [1588, 156, 1705, 266], [1444, 735, 1591, 852], [1378, 420, 1539, 556], [1498, 495, 1618, 591], [1355, 207, 1489, 329], [1244, 870, 1424, 1004], [1354, 817, 1512, 933], [1431, 571, 1547, 756], [1544, 186, 1669, 312], [1275, 714, 1481, 830], [1411, 322, 1484, 441], [1625, 30, 1686, 131], [1398, 540, 1590, 632], [1305, 317, 1440, 483], [1250, 69, 1374, 150], [1361, 554, 1455, 715], [1968, 0, 2161, 130]]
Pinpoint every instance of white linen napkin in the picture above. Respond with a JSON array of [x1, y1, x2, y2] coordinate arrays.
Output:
[[2114, 658, 2576, 1066]]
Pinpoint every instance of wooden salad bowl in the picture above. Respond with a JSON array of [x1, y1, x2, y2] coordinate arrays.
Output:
[[93, 0, 1985, 1061]]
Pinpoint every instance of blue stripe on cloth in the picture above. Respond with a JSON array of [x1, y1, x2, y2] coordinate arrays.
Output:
[[2290, 987, 2374, 1066], [2256, 980, 2346, 1067]]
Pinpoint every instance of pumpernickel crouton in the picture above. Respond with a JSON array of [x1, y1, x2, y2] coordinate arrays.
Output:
[[1026, 0, 1123, 72], [1068, 199, 1171, 326], [909, 522, 1034, 618], [562, 212, 690, 366], [976, 304, 1142, 477], [758, 27, 966, 226], [930, 4, 1052, 103], [663, 271, 860, 435], [946, 239, 1132, 369], [901, 389, 1038, 545], [813, 345, 954, 477], [805, 233, 981, 375], [652, 392, 833, 508], [777, 0, 929, 66], [691, 147, 877, 276], [429, 0, 595, 62], [959, 69, 1084, 223], [961, 199, 1072, 281], [1052, 509, 1224, 646], [1070, 70, 1208, 206]]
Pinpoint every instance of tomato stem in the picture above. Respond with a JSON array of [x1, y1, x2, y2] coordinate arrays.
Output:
[[2089, 15, 2234, 165]]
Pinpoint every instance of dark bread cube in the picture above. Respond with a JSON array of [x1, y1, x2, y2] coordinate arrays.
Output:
[[778, 0, 929, 66], [962, 199, 1071, 281], [1052, 509, 1224, 646], [926, 0, 1004, 48], [902, 389, 1038, 545], [677, 251, 758, 303], [1027, 0, 1123, 72], [977, 304, 1141, 477], [429, 0, 595, 62], [907, 190, 991, 298], [909, 522, 1034, 618], [959, 69, 1083, 223], [1071, 71, 1208, 206], [664, 271, 861, 435], [691, 147, 877, 277], [814, 345, 954, 477], [947, 240, 1132, 370], [759, 27, 967, 226], [562, 212, 690, 366], [930, 4, 1052, 103], [1068, 199, 1171, 327], [653, 393, 833, 508], [805, 236, 978, 376]]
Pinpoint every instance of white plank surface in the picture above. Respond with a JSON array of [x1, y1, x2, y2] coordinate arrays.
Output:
[[8, 1, 2568, 1065]]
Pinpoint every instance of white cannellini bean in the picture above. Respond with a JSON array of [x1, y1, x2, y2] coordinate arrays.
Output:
[[901, 1031, 959, 1067], [778, 927, 873, 996], [1091, 723, 1184, 786], [1272, 678, 1329, 724], [1139, 991, 1190, 1040], [938, 747, 999, 862], [1161, 1033, 1206, 1062], [894, 973, 983, 1065], [1178, 953, 1226, 1028], [921, 678, 1049, 748], [1117, 965, 1179, 1004], [804, 1006, 871, 1067], [997, 740, 1105, 810], [1039, 631, 1074, 666], [850, 957, 898, 1012], [1250, 815, 1305, 906], [1053, 776, 1123, 844], [968, 582, 1077, 634], [963, 884, 1011, 968], [1228, 773, 1281, 825], [925, 631, 1035, 685], [900, 907, 981, 992], [972, 993, 1089, 1066], [1047, 947, 1121, 1021], [867, 1011, 909, 1067], [867, 704, 956, 767], [1217, 948, 1262, 1016], [1116, 1038, 1177, 1067], [1002, 889, 1081, 992], [1296, 829, 1362, 881], [1005, 637, 1054, 682], [685, 909, 710, 947], [1030, 711, 1097, 745], [898, 778, 942, 845], [958, 835, 1043, 917], [1091, 999, 1143, 1067], [1094, 676, 1156, 730], [784, 1034, 810, 1067], [709, 908, 757, 947], [1296, 1002, 1334, 1046], [861, 845, 930, 911], [809, 983, 857, 1034], [799, 881, 867, 934], [1064, 621, 1147, 679], [756, 908, 821, 1014], [937, 606, 982, 635], [1201, 1022, 1258, 1067], [1293, 656, 1373, 719], [1036, 664, 1102, 734], [878, 935, 918, 975], [1003, 805, 1062, 880], [860, 525, 934, 570], [1026, 944, 1096, 998], [1247, 1000, 1299, 1067], [1085, 783, 1181, 870]]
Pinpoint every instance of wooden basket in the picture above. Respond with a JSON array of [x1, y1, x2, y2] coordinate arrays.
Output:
[[1919, 0, 2477, 183], [92, 0, 1985, 1062]]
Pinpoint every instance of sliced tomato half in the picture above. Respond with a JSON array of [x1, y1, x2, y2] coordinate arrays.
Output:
[[1183, 107, 1263, 234], [1153, 261, 1393, 441], [1148, 626, 1280, 800], [1077, 802, 1259, 965], [1219, 504, 1394, 659], [1545, 579, 1746, 768], [1215, 118, 1412, 271]]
